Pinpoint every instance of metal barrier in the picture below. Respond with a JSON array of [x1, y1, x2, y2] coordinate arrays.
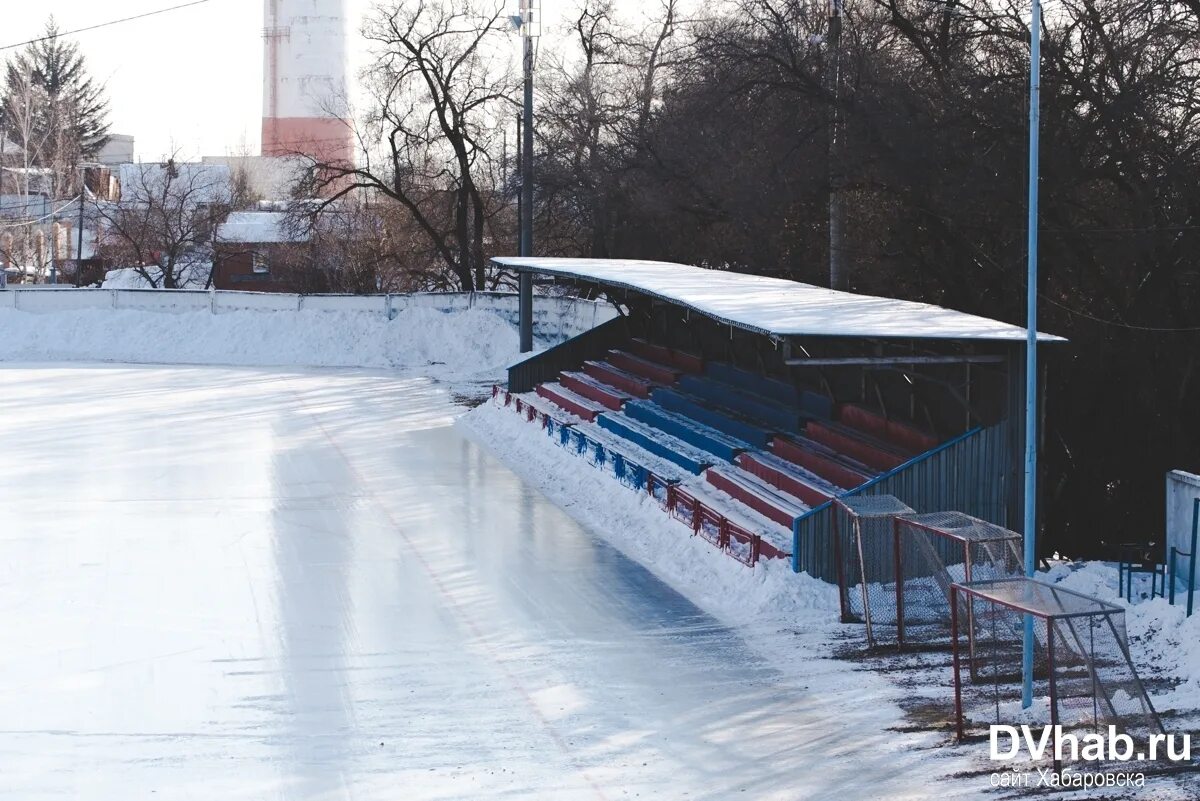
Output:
[[507, 316, 630, 392], [493, 386, 790, 567], [792, 420, 1012, 581]]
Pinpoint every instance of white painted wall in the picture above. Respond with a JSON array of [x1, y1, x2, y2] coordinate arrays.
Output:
[[0, 289, 619, 342], [263, 0, 349, 119], [1166, 470, 1200, 588]]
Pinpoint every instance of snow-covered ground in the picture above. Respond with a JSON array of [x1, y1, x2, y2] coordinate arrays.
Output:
[[1043, 561, 1200, 716], [2, 364, 962, 800], [0, 305, 519, 385], [466, 400, 1200, 798], [2, 300, 1196, 797]]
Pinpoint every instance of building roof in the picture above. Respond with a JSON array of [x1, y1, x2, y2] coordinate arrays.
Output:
[[492, 257, 1065, 343], [216, 210, 304, 244]]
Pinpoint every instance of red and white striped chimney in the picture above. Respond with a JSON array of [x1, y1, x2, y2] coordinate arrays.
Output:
[[261, 0, 353, 166]]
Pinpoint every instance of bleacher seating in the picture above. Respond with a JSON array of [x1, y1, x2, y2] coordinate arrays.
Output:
[[521, 339, 950, 542], [536, 383, 607, 422], [734, 451, 838, 508], [678, 374, 807, 433], [806, 421, 910, 472], [769, 435, 875, 491], [704, 362, 834, 419], [559, 371, 631, 411], [706, 467, 809, 528], [623, 400, 750, 463], [596, 412, 713, 474], [837, 403, 938, 454], [630, 339, 704, 374], [606, 350, 681, 385], [650, 387, 773, 447], [583, 360, 654, 398]]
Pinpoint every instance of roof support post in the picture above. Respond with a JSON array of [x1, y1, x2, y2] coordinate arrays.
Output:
[[519, 271, 534, 353]]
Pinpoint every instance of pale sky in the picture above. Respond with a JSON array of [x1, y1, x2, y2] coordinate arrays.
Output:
[[4, 1, 648, 162]]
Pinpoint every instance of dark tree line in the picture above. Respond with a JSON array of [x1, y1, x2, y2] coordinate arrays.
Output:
[[531, 0, 1200, 555], [305, 0, 1197, 554]]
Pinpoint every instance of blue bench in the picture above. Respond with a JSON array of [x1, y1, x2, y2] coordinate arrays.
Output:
[[679, 375, 808, 433], [703, 363, 833, 419], [596, 413, 712, 474], [623, 400, 749, 462], [651, 387, 773, 447]]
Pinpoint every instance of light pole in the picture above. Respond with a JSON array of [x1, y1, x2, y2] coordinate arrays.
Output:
[[77, 166, 88, 287], [1022, 0, 1043, 710], [516, 0, 540, 353], [827, 0, 847, 291]]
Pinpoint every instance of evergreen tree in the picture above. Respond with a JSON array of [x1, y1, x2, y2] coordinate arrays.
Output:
[[0, 17, 109, 178]]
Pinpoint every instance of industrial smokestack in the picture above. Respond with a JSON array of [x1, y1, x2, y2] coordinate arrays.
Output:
[[261, 0, 352, 165]]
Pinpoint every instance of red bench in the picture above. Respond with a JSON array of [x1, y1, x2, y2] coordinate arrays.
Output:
[[535, 383, 605, 422], [559, 371, 630, 411], [837, 404, 938, 454], [806, 422, 909, 473], [705, 468, 807, 529], [735, 452, 836, 508], [769, 436, 873, 490], [583, 361, 654, 398], [630, 339, 704, 374], [606, 350, 681, 385]]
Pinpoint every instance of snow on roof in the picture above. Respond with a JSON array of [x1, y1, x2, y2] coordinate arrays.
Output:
[[492, 257, 1065, 342], [216, 211, 305, 244]]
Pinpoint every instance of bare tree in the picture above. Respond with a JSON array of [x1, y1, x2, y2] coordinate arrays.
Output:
[[299, 0, 515, 291], [92, 158, 232, 288]]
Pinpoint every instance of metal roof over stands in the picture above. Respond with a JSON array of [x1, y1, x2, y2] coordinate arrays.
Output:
[[493, 257, 1065, 343]]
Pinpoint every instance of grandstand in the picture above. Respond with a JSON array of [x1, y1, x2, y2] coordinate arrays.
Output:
[[492, 258, 1064, 575]]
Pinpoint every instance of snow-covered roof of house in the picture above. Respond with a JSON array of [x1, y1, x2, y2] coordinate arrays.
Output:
[[492, 257, 1065, 343], [216, 211, 305, 244]]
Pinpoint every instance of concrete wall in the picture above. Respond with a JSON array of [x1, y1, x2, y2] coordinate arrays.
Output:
[[1167, 470, 1200, 588], [0, 288, 619, 343]]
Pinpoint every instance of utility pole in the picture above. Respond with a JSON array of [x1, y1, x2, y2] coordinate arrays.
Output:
[[516, 112, 523, 255], [827, 0, 848, 292], [1021, 0, 1043, 710], [77, 167, 87, 287], [517, 0, 539, 353]]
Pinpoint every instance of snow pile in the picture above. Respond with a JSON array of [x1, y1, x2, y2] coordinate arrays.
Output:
[[0, 305, 521, 381], [461, 400, 839, 626], [1044, 560, 1200, 712]]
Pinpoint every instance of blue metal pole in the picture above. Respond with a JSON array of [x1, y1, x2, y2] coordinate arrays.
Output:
[[1021, 0, 1043, 710], [1188, 498, 1198, 617], [792, 518, 801, 574]]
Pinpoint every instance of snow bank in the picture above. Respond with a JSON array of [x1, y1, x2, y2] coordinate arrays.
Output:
[[460, 400, 986, 789], [0, 305, 520, 382], [462, 401, 840, 625], [1044, 560, 1200, 712]]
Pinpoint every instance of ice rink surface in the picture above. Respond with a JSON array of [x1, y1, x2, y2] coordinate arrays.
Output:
[[0, 365, 948, 800]]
